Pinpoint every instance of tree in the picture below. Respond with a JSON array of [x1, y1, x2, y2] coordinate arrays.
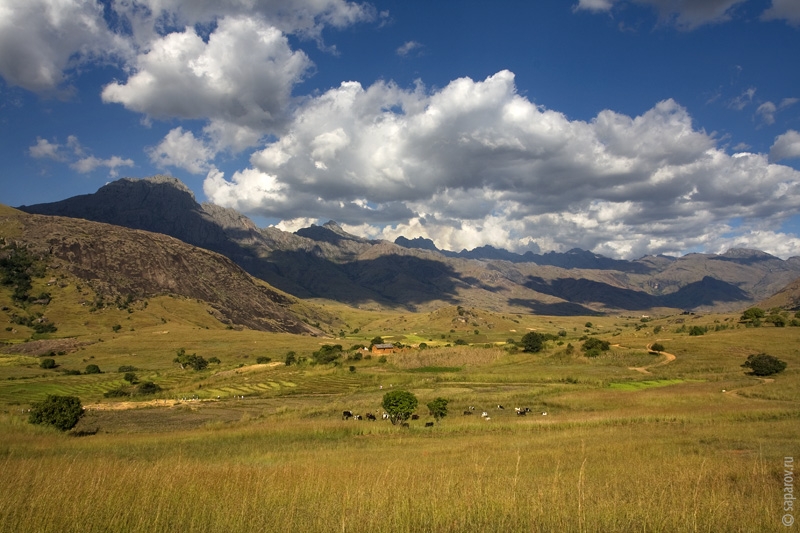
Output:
[[39, 358, 56, 369], [742, 353, 787, 376], [650, 343, 665, 352], [382, 390, 418, 425], [740, 307, 765, 322], [123, 372, 138, 384], [370, 336, 384, 347], [426, 397, 449, 423], [284, 351, 297, 366], [84, 364, 102, 374], [521, 331, 545, 353], [28, 394, 83, 431], [174, 348, 208, 371]]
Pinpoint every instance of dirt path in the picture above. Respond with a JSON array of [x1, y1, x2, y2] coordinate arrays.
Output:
[[722, 377, 775, 397], [628, 341, 676, 374]]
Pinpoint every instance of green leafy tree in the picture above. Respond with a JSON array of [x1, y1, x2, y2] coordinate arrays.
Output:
[[84, 364, 101, 374], [426, 397, 449, 423], [740, 307, 765, 322], [39, 358, 56, 369], [688, 326, 706, 336], [382, 390, 418, 425], [123, 372, 138, 384], [650, 343, 665, 352], [173, 348, 208, 371], [284, 351, 297, 366], [312, 344, 343, 364], [28, 395, 83, 431], [256, 356, 271, 364], [370, 336, 384, 348], [742, 353, 787, 376], [521, 331, 545, 353], [582, 337, 611, 358]]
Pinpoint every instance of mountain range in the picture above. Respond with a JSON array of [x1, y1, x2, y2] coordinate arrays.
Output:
[[16, 175, 800, 316]]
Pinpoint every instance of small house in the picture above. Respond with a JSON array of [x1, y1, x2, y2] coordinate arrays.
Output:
[[371, 343, 395, 355]]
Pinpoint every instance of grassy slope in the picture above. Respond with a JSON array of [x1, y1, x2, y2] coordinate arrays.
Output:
[[1, 253, 799, 530]]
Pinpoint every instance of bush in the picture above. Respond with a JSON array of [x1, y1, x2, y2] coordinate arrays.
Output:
[[208, 356, 221, 364], [136, 381, 162, 395], [285, 351, 297, 366], [741, 353, 787, 376], [312, 344, 342, 364], [84, 364, 102, 374], [123, 372, 138, 384], [256, 356, 271, 364], [174, 348, 208, 371], [28, 395, 83, 431], [118, 365, 138, 372], [521, 331, 545, 353], [39, 358, 56, 369], [650, 343, 665, 352], [582, 337, 610, 353], [688, 326, 706, 336]]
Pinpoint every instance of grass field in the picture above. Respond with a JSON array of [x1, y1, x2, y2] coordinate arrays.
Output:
[[1, 282, 799, 531]]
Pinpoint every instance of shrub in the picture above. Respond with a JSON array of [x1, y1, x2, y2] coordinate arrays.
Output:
[[208, 356, 221, 364], [378, 355, 387, 363], [39, 358, 56, 369], [118, 365, 138, 372], [582, 337, 610, 353], [84, 364, 101, 374], [742, 353, 787, 376], [418, 342, 428, 349], [123, 372, 138, 384], [136, 381, 162, 395], [174, 349, 208, 371], [256, 356, 272, 364], [650, 343, 665, 352], [312, 344, 343, 364], [28, 395, 83, 431], [688, 326, 706, 336], [454, 339, 468, 346], [284, 351, 297, 366], [521, 331, 545, 353]]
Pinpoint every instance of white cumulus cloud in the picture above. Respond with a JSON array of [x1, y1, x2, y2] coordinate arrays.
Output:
[[203, 70, 800, 259], [770, 130, 800, 162]]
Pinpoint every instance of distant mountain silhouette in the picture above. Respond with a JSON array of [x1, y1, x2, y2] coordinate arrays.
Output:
[[17, 175, 800, 314]]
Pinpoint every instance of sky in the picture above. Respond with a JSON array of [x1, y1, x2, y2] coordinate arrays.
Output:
[[2, 0, 800, 260]]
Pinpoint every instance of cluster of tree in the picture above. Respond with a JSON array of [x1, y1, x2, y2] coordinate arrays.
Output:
[[9, 313, 57, 334], [740, 307, 800, 328], [520, 331, 560, 353], [312, 344, 343, 364], [39, 358, 104, 375]]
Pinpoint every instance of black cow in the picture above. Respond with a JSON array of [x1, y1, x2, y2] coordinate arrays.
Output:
[[411, 414, 419, 420], [366, 413, 377, 421], [425, 422, 434, 427], [516, 410, 527, 416], [342, 410, 353, 420], [354, 414, 363, 420], [463, 410, 473, 415]]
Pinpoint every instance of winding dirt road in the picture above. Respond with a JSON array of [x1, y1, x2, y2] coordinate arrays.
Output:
[[628, 341, 676, 374]]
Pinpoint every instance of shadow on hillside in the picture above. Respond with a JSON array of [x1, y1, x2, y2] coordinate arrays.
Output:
[[262, 251, 464, 309], [523, 275, 750, 311]]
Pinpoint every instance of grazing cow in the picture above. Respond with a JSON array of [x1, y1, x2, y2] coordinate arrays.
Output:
[[342, 410, 353, 420], [401, 422, 410, 428], [481, 411, 489, 418], [497, 405, 504, 410], [469, 406, 475, 411], [463, 410, 473, 416], [382, 412, 390, 420], [425, 422, 434, 427], [366, 413, 377, 421], [541, 412, 548, 416], [411, 414, 419, 420], [516, 410, 527, 416], [354, 414, 363, 420]]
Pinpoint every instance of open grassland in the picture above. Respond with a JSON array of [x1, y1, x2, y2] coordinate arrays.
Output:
[[1, 297, 799, 531]]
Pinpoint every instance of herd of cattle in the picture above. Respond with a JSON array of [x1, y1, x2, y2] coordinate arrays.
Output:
[[341, 404, 547, 424]]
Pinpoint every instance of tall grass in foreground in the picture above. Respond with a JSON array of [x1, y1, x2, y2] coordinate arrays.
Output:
[[1, 415, 793, 532]]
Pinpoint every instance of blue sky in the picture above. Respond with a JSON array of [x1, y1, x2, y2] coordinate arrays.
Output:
[[2, 0, 800, 259]]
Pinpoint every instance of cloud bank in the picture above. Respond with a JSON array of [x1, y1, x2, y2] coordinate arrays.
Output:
[[204, 71, 800, 258]]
